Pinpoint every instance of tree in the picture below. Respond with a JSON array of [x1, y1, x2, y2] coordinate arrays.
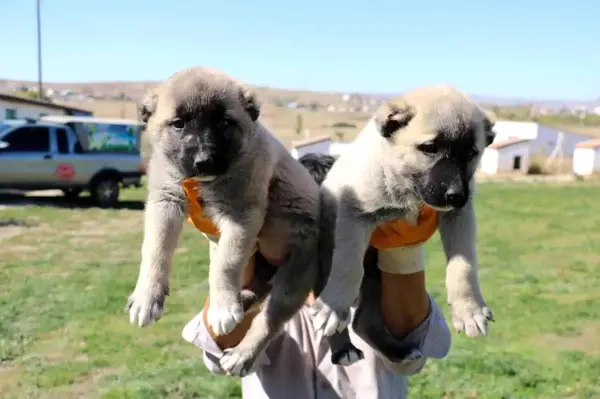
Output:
[[295, 113, 304, 136]]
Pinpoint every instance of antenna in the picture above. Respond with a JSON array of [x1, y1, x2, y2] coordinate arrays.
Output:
[[544, 131, 564, 173]]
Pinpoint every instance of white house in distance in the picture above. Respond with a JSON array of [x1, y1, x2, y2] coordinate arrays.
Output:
[[479, 138, 531, 174], [0, 93, 92, 120], [573, 139, 600, 176], [290, 135, 333, 159], [479, 120, 593, 174], [289, 135, 353, 159]]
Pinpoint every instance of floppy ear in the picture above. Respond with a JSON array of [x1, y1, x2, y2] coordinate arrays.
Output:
[[239, 88, 260, 122], [375, 101, 416, 138], [138, 90, 158, 124]]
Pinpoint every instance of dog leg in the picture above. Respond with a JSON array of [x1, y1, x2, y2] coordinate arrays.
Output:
[[328, 330, 365, 366], [207, 211, 264, 336], [127, 196, 185, 327], [310, 204, 372, 337], [219, 233, 318, 377], [438, 196, 493, 337]]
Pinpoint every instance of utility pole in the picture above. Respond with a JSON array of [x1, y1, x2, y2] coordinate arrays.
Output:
[[36, 0, 43, 99]]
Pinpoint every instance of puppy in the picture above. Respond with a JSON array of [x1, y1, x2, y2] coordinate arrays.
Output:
[[126, 66, 321, 376], [309, 85, 496, 341]]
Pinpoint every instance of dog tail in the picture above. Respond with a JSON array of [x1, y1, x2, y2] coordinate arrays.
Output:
[[297, 153, 336, 186]]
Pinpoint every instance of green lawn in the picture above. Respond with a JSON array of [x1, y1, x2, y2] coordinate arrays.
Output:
[[1, 182, 599, 398]]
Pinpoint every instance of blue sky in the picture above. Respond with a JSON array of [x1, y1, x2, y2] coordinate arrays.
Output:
[[1, 0, 598, 100]]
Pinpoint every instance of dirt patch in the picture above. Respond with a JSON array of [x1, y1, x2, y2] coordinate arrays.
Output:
[[0, 219, 34, 241], [538, 323, 600, 355], [43, 366, 125, 399]]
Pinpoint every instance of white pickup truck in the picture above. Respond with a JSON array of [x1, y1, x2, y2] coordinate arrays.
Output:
[[0, 118, 144, 208]]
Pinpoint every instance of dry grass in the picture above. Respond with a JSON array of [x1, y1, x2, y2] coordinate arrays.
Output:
[[58, 100, 372, 148]]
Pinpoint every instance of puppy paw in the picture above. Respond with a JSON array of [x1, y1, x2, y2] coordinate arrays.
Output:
[[449, 298, 494, 337], [207, 302, 244, 336], [219, 347, 259, 377], [126, 284, 167, 327], [331, 344, 364, 366], [308, 299, 350, 337], [391, 348, 427, 376]]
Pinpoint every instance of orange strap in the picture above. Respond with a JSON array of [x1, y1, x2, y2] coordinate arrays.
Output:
[[182, 178, 437, 249], [369, 206, 439, 249], [181, 179, 221, 237]]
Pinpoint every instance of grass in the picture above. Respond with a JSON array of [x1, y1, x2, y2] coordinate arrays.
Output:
[[1, 182, 599, 398]]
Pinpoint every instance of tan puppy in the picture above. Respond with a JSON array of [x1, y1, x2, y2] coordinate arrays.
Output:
[[309, 85, 496, 341], [126, 67, 322, 376]]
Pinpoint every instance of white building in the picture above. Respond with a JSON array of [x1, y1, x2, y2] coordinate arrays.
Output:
[[290, 135, 333, 159], [480, 121, 594, 174], [480, 138, 530, 174], [573, 139, 600, 176], [492, 121, 591, 157], [0, 93, 92, 120]]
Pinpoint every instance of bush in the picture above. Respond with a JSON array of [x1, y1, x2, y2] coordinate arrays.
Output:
[[332, 121, 356, 128]]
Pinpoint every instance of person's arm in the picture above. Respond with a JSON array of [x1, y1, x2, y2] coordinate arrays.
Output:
[[182, 255, 273, 374], [366, 244, 451, 375]]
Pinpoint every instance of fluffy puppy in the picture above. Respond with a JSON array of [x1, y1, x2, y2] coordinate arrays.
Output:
[[309, 85, 496, 341], [126, 66, 320, 376]]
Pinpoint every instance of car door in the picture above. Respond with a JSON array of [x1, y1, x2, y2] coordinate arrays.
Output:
[[0, 125, 54, 188], [48, 126, 86, 187]]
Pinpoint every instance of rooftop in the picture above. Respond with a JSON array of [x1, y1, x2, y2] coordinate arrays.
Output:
[[0, 93, 92, 115]]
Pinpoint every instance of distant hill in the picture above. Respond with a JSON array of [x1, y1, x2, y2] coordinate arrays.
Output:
[[1, 79, 598, 144]]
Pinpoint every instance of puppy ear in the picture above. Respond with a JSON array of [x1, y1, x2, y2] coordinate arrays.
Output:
[[482, 109, 497, 147], [138, 90, 158, 124], [375, 101, 416, 138], [240, 88, 260, 121]]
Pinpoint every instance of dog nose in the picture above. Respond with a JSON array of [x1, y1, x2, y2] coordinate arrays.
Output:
[[445, 189, 467, 208], [194, 159, 215, 173]]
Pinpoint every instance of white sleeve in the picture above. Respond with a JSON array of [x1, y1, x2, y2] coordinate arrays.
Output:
[[181, 311, 271, 374]]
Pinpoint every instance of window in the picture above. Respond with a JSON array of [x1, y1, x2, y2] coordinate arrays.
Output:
[[56, 128, 69, 154], [2, 126, 50, 152], [513, 156, 522, 170], [5, 109, 17, 120]]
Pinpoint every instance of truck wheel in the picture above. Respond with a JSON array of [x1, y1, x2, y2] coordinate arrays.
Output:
[[91, 177, 120, 208], [62, 188, 82, 199]]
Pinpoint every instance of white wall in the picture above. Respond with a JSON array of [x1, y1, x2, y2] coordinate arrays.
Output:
[[0, 99, 67, 120], [496, 142, 530, 173], [479, 149, 499, 174], [290, 140, 332, 159], [573, 148, 598, 176], [492, 121, 538, 143]]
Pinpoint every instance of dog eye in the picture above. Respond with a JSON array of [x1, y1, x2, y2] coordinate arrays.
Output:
[[170, 118, 185, 130], [216, 119, 233, 131], [418, 142, 438, 155]]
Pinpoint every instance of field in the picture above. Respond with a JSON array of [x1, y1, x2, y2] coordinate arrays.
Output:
[[1, 182, 600, 398]]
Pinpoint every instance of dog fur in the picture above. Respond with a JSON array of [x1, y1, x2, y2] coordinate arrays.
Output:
[[126, 66, 322, 376], [308, 85, 496, 340]]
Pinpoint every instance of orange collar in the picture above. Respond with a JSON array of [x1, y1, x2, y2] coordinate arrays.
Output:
[[181, 178, 221, 237], [369, 206, 439, 249]]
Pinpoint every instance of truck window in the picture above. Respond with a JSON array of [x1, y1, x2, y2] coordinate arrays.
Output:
[[56, 128, 69, 154], [1, 126, 50, 152]]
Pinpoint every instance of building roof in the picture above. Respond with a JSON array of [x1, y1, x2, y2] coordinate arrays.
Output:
[[488, 137, 530, 150], [0, 92, 92, 115], [291, 134, 332, 149], [575, 139, 600, 149]]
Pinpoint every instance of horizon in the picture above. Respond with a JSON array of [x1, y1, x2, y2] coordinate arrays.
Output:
[[1, 0, 599, 102]]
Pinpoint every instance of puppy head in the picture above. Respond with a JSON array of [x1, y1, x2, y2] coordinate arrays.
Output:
[[375, 85, 496, 211], [139, 66, 260, 181]]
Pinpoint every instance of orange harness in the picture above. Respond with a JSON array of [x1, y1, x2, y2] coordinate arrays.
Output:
[[181, 178, 438, 248], [182, 178, 221, 237]]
